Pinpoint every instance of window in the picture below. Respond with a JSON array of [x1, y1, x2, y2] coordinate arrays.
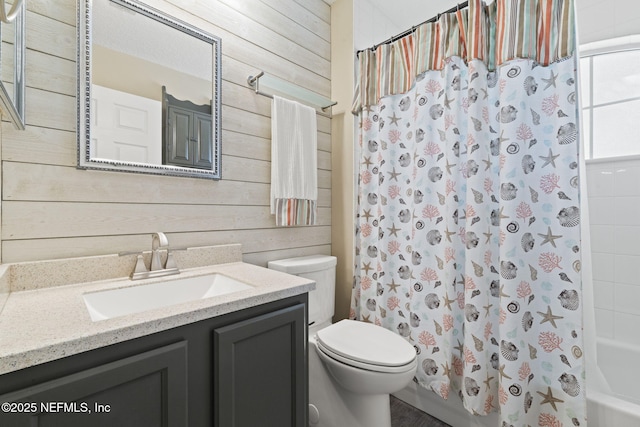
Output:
[[580, 36, 640, 160]]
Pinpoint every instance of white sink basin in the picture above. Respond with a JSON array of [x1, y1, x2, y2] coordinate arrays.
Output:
[[83, 274, 253, 321]]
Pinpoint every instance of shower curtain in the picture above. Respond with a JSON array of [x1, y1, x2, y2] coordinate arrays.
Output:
[[351, 0, 585, 425]]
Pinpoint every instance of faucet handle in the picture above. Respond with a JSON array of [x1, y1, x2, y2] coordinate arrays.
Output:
[[165, 251, 178, 270], [132, 254, 148, 275]]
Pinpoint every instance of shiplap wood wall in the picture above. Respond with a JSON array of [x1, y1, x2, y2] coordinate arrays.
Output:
[[1, 0, 332, 265]]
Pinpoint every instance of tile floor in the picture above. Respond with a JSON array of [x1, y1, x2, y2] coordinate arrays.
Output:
[[390, 396, 452, 427]]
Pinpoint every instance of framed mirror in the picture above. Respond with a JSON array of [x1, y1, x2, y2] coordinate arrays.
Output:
[[0, 0, 25, 130], [78, 0, 222, 179]]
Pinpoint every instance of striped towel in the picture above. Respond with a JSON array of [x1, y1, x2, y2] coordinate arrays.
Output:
[[273, 198, 317, 227], [270, 95, 318, 226]]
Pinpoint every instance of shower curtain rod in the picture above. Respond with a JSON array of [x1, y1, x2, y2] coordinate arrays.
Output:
[[356, 1, 469, 56]]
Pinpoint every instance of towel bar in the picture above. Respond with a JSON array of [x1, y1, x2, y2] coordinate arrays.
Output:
[[247, 71, 337, 117]]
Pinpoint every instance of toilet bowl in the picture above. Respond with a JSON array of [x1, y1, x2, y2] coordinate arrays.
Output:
[[312, 319, 417, 427], [315, 319, 417, 393], [268, 255, 417, 427]]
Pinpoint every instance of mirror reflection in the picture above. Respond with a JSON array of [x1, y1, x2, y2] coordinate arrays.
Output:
[[78, 0, 221, 179]]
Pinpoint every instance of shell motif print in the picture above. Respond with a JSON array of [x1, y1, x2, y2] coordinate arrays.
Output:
[[557, 206, 580, 227], [557, 123, 578, 145], [524, 76, 538, 95], [497, 105, 518, 123], [352, 54, 584, 426]]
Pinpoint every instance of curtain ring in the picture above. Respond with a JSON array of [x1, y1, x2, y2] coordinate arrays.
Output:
[[0, 0, 23, 23]]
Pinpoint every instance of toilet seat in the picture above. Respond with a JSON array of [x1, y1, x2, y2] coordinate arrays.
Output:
[[315, 320, 417, 374]]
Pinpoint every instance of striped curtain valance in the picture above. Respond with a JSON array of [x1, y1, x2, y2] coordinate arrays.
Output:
[[352, 0, 575, 113]]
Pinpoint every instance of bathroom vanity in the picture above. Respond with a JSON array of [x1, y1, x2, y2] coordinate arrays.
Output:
[[0, 244, 313, 427]]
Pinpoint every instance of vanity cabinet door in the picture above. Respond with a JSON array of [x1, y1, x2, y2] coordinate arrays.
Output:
[[214, 303, 307, 427], [0, 341, 188, 427]]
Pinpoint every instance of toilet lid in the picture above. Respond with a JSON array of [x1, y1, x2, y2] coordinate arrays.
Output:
[[315, 320, 416, 371]]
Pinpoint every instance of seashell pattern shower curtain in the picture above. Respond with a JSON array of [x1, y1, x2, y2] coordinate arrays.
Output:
[[351, 0, 586, 425]]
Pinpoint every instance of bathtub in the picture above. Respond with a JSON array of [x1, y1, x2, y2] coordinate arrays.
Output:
[[587, 338, 640, 426], [394, 337, 640, 427]]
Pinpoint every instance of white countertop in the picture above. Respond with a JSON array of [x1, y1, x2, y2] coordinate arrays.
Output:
[[0, 261, 314, 375]]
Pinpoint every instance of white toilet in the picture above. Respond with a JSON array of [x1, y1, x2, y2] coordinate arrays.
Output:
[[268, 255, 417, 427]]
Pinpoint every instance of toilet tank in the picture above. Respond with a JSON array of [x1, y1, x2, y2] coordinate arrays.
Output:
[[268, 255, 337, 327]]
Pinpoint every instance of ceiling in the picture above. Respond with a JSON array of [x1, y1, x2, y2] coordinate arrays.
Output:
[[357, 0, 498, 42], [366, 0, 459, 32], [353, 0, 460, 49]]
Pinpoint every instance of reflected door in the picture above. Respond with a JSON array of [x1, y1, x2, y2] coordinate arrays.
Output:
[[91, 84, 162, 164]]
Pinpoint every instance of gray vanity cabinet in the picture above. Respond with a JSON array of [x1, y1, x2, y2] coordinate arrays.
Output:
[[0, 342, 188, 426], [0, 295, 308, 427], [214, 304, 307, 427]]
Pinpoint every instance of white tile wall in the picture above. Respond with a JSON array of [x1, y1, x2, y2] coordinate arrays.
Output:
[[587, 158, 640, 345], [593, 280, 615, 310], [590, 225, 615, 253], [580, 0, 640, 346], [615, 197, 640, 226], [614, 226, 640, 255], [591, 252, 614, 282]]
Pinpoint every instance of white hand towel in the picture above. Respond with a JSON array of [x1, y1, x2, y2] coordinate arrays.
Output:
[[270, 95, 318, 226]]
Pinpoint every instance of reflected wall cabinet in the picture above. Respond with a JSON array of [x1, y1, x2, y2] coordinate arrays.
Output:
[[163, 86, 213, 170]]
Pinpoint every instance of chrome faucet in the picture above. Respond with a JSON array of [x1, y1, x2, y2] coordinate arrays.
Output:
[[130, 232, 180, 280]]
